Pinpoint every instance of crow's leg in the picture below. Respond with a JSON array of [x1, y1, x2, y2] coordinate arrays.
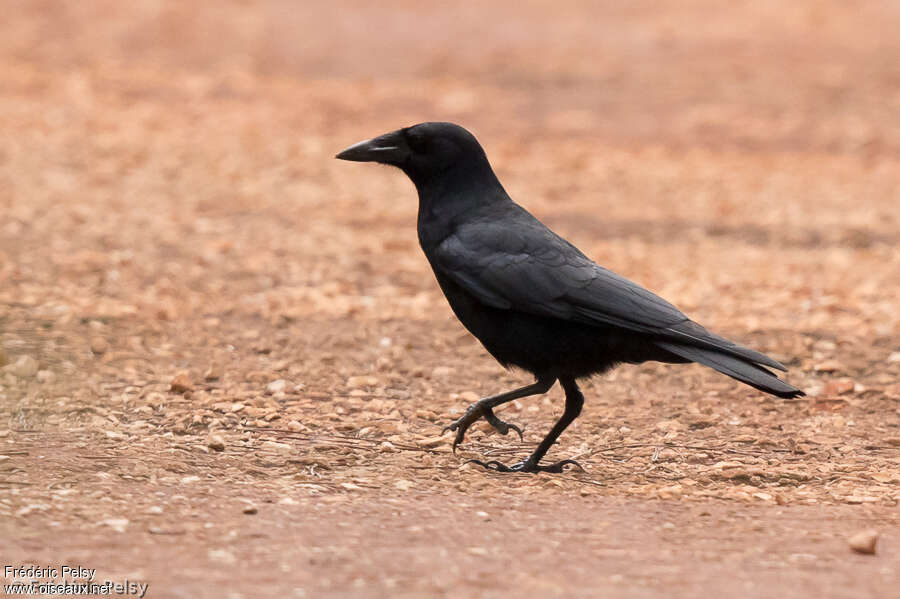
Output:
[[442, 377, 555, 451], [469, 377, 584, 473]]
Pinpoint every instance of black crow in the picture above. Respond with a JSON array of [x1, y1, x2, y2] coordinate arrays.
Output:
[[336, 122, 804, 473]]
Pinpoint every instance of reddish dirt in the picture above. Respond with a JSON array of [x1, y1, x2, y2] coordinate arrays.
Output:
[[2, 2, 899, 597]]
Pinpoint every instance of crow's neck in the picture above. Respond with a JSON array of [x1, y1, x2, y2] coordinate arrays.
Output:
[[411, 161, 506, 232]]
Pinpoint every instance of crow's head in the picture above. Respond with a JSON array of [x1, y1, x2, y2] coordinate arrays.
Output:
[[336, 122, 493, 187]]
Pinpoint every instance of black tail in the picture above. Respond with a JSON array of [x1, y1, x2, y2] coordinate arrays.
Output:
[[655, 341, 804, 399]]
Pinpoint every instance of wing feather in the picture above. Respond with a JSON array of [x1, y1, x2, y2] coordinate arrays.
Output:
[[432, 210, 785, 370]]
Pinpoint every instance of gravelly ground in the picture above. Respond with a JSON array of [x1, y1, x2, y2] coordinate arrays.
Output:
[[2, 2, 899, 598]]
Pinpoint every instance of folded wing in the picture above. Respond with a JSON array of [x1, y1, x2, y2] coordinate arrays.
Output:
[[433, 210, 792, 378]]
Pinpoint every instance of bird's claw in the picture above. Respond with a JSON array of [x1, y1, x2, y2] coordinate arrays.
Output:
[[441, 404, 523, 452], [465, 458, 584, 474], [482, 411, 524, 441]]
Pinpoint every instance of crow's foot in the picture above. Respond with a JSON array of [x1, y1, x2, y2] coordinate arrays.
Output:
[[465, 458, 583, 474], [441, 404, 523, 452]]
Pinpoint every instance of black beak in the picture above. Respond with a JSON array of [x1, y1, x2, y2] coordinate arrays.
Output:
[[335, 130, 410, 164]]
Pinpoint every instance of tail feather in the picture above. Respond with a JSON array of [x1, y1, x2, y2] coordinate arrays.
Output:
[[664, 320, 788, 371], [656, 341, 804, 399]]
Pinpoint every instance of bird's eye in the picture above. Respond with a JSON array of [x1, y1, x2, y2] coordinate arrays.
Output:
[[405, 130, 429, 153]]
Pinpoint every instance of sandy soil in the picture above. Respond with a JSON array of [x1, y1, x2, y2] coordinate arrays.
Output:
[[2, 1, 899, 597]]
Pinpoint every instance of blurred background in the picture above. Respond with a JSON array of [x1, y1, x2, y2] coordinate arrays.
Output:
[[2, 0, 898, 325], [2, 2, 899, 597]]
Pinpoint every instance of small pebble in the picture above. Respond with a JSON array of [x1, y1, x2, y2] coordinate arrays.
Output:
[[657, 484, 683, 499], [458, 391, 479, 402], [266, 379, 287, 394], [813, 359, 842, 373], [347, 375, 378, 388], [261, 440, 292, 453], [170, 373, 194, 393], [418, 436, 445, 448], [90, 337, 109, 355], [824, 379, 855, 395], [9, 355, 39, 378], [848, 530, 878, 555], [245, 371, 270, 383], [100, 518, 129, 533], [36, 370, 56, 384], [207, 435, 225, 452], [16, 503, 50, 517]]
